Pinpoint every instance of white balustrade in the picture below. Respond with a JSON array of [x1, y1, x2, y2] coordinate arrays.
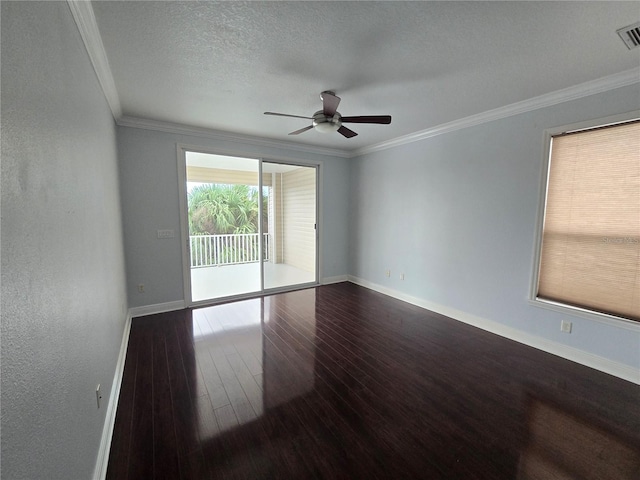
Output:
[[190, 234, 270, 268]]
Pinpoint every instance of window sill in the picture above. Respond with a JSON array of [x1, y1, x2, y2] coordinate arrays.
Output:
[[528, 298, 640, 332]]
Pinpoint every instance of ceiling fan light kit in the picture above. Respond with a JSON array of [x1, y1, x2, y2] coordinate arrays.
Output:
[[265, 91, 391, 139], [312, 110, 341, 133]]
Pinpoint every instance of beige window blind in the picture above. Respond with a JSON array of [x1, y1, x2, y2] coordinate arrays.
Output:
[[537, 120, 640, 321]]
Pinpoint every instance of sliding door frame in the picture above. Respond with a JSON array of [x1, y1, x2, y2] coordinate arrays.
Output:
[[177, 144, 321, 308], [261, 158, 320, 295]]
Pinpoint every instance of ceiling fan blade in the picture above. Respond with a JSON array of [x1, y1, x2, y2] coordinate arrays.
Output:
[[322, 91, 341, 116], [337, 125, 358, 138], [264, 112, 313, 120], [288, 125, 314, 136], [341, 115, 392, 124]]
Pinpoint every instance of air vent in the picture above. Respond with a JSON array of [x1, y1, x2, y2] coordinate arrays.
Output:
[[617, 22, 640, 49]]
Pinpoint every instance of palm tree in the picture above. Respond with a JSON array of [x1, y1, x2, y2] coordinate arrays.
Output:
[[188, 183, 267, 264], [188, 183, 261, 235]]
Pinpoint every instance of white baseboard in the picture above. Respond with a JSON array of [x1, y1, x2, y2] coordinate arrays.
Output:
[[321, 275, 349, 285], [92, 312, 132, 480], [347, 276, 639, 385], [129, 300, 186, 318]]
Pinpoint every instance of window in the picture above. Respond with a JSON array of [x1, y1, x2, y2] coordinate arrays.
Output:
[[534, 117, 639, 322]]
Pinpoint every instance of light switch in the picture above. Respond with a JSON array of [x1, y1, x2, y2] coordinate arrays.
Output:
[[157, 229, 175, 239]]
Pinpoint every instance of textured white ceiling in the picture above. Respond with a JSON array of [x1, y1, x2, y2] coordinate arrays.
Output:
[[91, 1, 640, 152]]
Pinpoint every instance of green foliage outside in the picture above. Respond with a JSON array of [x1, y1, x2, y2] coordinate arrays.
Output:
[[188, 183, 270, 265], [188, 183, 267, 235]]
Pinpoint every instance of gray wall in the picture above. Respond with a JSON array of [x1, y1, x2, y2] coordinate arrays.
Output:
[[349, 84, 640, 370], [1, 2, 128, 479], [117, 126, 350, 308]]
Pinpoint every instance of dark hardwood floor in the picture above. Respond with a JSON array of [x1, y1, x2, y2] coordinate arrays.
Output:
[[107, 283, 640, 479]]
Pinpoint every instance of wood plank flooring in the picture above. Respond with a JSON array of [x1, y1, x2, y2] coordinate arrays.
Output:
[[107, 283, 640, 479]]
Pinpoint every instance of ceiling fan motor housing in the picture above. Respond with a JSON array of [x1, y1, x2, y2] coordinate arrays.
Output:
[[312, 110, 341, 133]]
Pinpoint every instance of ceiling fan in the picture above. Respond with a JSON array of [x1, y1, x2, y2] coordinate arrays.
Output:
[[264, 91, 392, 138]]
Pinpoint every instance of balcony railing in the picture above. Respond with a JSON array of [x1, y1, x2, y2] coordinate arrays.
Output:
[[190, 233, 270, 268]]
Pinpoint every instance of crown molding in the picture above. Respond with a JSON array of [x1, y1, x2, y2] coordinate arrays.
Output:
[[116, 115, 351, 158], [67, 0, 122, 119], [352, 68, 640, 157], [67, 0, 637, 161]]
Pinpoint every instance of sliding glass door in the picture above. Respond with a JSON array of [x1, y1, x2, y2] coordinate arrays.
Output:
[[262, 161, 317, 290], [181, 150, 317, 304], [186, 152, 261, 302]]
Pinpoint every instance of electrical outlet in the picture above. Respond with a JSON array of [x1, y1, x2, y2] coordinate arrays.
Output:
[[385, 270, 391, 278], [560, 320, 572, 333], [138, 284, 145, 293], [96, 384, 102, 409], [400, 273, 405, 280]]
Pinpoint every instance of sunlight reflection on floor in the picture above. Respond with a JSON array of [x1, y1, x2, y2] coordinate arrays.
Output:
[[191, 262, 315, 301]]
